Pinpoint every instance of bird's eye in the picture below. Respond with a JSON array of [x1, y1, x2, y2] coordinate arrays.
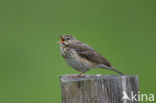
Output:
[[66, 38, 70, 40]]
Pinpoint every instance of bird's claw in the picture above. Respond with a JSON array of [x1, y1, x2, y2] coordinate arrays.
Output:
[[68, 74, 86, 78]]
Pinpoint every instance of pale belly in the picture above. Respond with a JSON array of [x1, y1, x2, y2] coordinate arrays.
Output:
[[61, 47, 96, 72], [65, 56, 92, 72]]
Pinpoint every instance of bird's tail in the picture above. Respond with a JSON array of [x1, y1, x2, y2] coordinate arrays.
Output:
[[108, 67, 124, 75], [99, 64, 124, 75]]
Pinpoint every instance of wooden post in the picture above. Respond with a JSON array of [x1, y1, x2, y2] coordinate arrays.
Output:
[[60, 74, 139, 103]]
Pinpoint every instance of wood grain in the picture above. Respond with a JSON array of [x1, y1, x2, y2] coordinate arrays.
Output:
[[60, 74, 139, 103]]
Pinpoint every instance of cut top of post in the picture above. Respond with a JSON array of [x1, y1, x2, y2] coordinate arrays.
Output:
[[60, 74, 138, 82]]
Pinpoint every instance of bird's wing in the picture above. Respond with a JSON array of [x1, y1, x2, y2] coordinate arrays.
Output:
[[68, 42, 112, 67]]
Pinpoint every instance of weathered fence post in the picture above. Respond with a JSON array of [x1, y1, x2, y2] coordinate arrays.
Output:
[[60, 74, 139, 103]]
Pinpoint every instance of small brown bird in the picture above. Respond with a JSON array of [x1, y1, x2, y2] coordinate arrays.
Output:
[[58, 34, 123, 77]]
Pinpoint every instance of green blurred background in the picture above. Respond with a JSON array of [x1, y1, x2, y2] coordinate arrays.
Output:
[[0, 0, 156, 103]]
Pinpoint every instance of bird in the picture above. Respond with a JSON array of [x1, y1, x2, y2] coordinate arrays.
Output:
[[57, 34, 123, 77]]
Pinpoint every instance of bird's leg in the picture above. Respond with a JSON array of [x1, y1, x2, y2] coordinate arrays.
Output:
[[68, 71, 87, 78], [77, 71, 87, 77]]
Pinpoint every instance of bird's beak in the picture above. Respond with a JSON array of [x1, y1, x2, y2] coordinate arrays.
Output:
[[57, 35, 64, 44]]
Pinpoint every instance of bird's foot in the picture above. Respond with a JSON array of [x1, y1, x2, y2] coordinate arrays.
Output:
[[68, 74, 86, 78]]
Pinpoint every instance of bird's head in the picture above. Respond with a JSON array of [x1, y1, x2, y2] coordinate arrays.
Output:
[[58, 34, 76, 46]]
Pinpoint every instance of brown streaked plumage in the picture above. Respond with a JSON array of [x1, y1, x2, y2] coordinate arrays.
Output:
[[58, 34, 123, 76], [68, 42, 112, 67]]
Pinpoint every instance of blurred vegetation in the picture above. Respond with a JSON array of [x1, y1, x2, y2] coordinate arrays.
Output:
[[0, 0, 156, 103]]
